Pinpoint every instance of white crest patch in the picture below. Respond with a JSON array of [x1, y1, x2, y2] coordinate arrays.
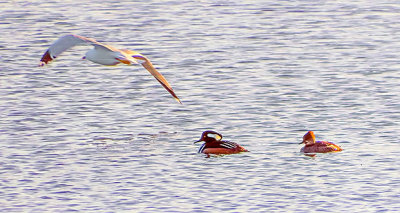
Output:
[[207, 133, 222, 141]]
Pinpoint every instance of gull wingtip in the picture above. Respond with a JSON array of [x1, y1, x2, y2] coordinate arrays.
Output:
[[176, 97, 183, 104], [40, 50, 53, 66]]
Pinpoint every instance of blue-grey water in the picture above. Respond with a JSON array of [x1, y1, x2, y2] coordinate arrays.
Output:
[[1, 0, 400, 212]]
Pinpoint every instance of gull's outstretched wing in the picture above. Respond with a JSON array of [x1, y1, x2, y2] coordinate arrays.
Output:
[[123, 50, 182, 104], [39, 34, 114, 66]]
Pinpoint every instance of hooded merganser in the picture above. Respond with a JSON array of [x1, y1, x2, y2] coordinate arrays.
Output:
[[194, 131, 249, 155], [299, 131, 342, 153]]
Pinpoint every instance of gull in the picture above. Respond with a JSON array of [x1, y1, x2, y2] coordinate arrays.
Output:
[[39, 34, 181, 104]]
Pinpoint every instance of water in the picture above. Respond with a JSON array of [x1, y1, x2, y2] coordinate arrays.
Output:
[[1, 0, 400, 212]]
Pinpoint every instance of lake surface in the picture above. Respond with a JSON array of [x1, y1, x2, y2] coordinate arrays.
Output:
[[1, 0, 400, 212]]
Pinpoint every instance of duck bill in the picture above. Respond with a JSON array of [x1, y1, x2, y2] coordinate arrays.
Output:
[[194, 139, 203, 144], [299, 140, 305, 144]]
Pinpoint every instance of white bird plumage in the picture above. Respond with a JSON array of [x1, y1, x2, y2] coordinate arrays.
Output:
[[40, 34, 181, 104]]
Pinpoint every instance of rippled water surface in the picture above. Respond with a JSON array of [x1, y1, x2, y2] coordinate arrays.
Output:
[[1, 0, 400, 212]]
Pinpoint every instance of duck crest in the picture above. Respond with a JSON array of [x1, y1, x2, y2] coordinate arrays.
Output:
[[303, 131, 316, 145]]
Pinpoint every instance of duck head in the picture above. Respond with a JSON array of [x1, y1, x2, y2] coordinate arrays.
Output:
[[195, 130, 223, 143], [299, 131, 316, 146]]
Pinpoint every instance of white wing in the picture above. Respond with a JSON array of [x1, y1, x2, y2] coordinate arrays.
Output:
[[39, 34, 114, 66], [122, 49, 181, 103]]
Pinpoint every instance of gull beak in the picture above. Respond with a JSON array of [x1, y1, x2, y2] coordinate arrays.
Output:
[[137, 56, 182, 104]]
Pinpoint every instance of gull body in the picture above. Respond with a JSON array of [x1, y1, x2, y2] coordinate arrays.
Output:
[[40, 34, 181, 103]]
